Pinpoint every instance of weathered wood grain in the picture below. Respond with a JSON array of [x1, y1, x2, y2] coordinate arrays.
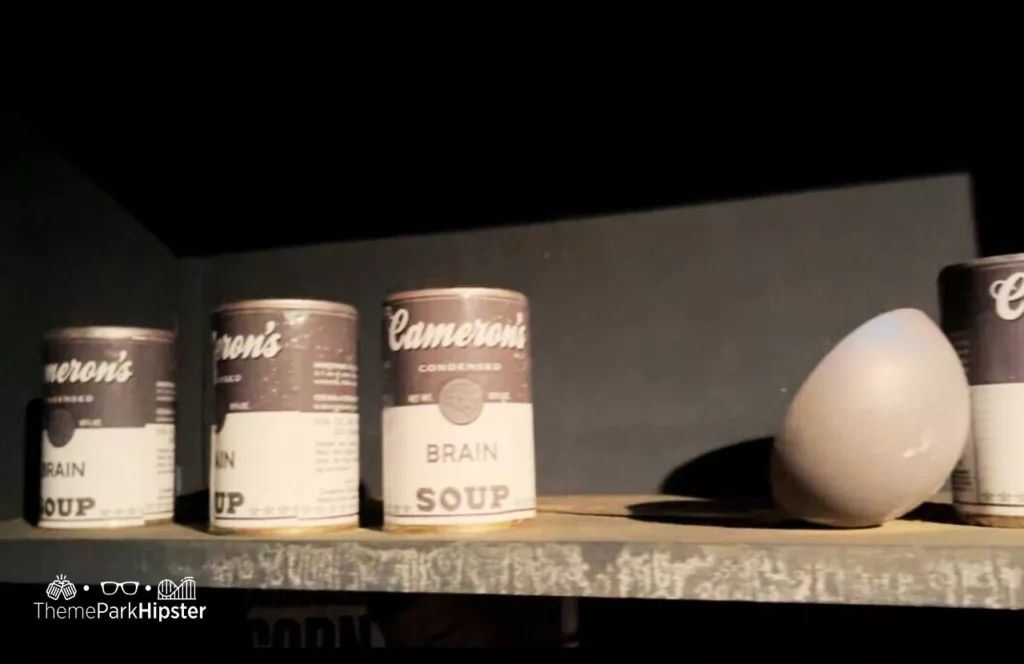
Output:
[[3, 495, 1023, 609]]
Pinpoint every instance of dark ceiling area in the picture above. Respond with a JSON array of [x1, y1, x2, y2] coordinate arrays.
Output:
[[8, 100, 1013, 257]]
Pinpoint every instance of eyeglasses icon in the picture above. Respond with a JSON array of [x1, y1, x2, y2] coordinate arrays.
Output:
[[100, 581, 139, 596]]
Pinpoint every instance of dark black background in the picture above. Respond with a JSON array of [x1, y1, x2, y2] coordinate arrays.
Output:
[[0, 583, 382, 653], [9, 95, 1016, 259], [2, 581, 1015, 653]]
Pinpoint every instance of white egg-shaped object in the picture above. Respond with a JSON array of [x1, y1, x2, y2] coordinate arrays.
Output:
[[771, 308, 970, 528]]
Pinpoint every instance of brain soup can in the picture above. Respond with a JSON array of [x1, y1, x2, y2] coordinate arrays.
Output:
[[41, 327, 176, 529], [940, 255, 1024, 527], [211, 299, 359, 533], [382, 287, 537, 532]]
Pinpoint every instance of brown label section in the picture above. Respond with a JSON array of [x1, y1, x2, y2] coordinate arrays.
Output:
[[43, 338, 176, 447], [213, 308, 358, 432], [940, 261, 1024, 386], [382, 294, 532, 422]]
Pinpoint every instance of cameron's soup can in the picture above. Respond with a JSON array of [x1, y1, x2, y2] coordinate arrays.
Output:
[[940, 254, 1024, 527], [210, 299, 359, 534], [382, 287, 537, 532], [40, 327, 176, 529]]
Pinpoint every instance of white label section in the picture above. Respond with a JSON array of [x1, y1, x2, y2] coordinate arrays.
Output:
[[955, 383, 1024, 516], [212, 411, 301, 528], [40, 428, 147, 529], [149, 423, 175, 519], [383, 403, 536, 526], [211, 411, 359, 529], [300, 412, 359, 524]]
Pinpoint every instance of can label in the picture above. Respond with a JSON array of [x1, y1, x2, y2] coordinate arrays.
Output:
[[941, 263, 1024, 517], [41, 338, 175, 528], [211, 307, 359, 530], [151, 342, 176, 521], [382, 292, 536, 527]]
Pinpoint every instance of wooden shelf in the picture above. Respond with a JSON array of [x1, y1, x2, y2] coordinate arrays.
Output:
[[2, 495, 1019, 609]]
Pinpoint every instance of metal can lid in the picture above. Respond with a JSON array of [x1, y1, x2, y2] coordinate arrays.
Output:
[[385, 287, 527, 303], [959, 253, 1024, 269], [44, 326, 175, 343], [214, 298, 358, 316]]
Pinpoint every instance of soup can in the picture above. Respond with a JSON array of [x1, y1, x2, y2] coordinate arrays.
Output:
[[382, 287, 537, 532], [940, 254, 1024, 527], [210, 299, 359, 534], [40, 326, 175, 529]]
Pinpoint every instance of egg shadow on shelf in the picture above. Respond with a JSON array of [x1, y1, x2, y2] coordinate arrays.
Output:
[[628, 436, 833, 530], [903, 499, 958, 525], [661, 436, 775, 502], [635, 435, 957, 529]]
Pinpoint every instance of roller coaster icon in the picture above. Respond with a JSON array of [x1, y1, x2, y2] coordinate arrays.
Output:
[[156, 576, 196, 601]]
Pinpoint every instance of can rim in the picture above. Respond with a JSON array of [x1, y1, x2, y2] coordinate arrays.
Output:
[[214, 299, 358, 316], [958, 253, 1024, 268], [385, 287, 527, 303], [44, 326, 175, 342]]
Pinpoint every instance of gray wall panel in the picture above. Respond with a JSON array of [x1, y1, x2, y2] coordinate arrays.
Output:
[[204, 176, 976, 497]]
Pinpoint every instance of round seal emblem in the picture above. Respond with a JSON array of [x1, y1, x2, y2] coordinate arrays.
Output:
[[438, 378, 485, 425], [46, 407, 77, 448], [214, 387, 230, 435]]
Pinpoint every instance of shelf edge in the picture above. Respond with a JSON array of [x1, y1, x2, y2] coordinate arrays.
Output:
[[2, 535, 1021, 609]]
